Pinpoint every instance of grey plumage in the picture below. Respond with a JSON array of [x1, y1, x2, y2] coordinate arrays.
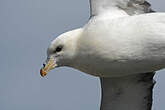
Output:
[[90, 0, 155, 17]]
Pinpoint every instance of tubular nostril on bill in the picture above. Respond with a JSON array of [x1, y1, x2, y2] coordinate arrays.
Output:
[[43, 63, 46, 67]]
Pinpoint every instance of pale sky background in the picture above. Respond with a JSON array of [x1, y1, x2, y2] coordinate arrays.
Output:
[[1, 0, 165, 110]]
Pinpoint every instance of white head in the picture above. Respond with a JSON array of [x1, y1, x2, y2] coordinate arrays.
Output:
[[40, 28, 82, 77]]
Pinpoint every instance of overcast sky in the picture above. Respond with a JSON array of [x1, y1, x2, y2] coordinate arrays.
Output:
[[1, 0, 165, 110]]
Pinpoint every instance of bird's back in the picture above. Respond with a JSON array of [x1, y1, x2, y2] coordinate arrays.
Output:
[[76, 13, 165, 77]]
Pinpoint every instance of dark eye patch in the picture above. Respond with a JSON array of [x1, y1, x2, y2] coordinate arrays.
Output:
[[55, 45, 63, 52]]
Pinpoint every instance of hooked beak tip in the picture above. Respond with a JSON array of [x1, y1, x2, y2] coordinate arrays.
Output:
[[40, 58, 57, 77], [40, 68, 47, 77]]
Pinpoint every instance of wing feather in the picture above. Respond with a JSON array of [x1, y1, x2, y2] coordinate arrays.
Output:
[[89, 0, 155, 17]]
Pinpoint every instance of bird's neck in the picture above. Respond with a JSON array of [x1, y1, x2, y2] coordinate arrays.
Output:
[[100, 73, 155, 110]]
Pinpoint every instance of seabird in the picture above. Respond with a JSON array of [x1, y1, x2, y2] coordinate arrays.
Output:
[[40, 0, 165, 110]]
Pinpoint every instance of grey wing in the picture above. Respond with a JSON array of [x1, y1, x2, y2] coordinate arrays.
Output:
[[89, 0, 155, 17]]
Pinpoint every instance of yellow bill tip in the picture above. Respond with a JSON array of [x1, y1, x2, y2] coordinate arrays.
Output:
[[40, 58, 56, 77], [40, 68, 47, 77]]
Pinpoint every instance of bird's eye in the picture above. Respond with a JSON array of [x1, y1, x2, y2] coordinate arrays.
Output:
[[55, 45, 63, 52]]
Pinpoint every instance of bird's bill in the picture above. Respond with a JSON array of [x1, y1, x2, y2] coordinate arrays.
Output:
[[40, 58, 57, 77]]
